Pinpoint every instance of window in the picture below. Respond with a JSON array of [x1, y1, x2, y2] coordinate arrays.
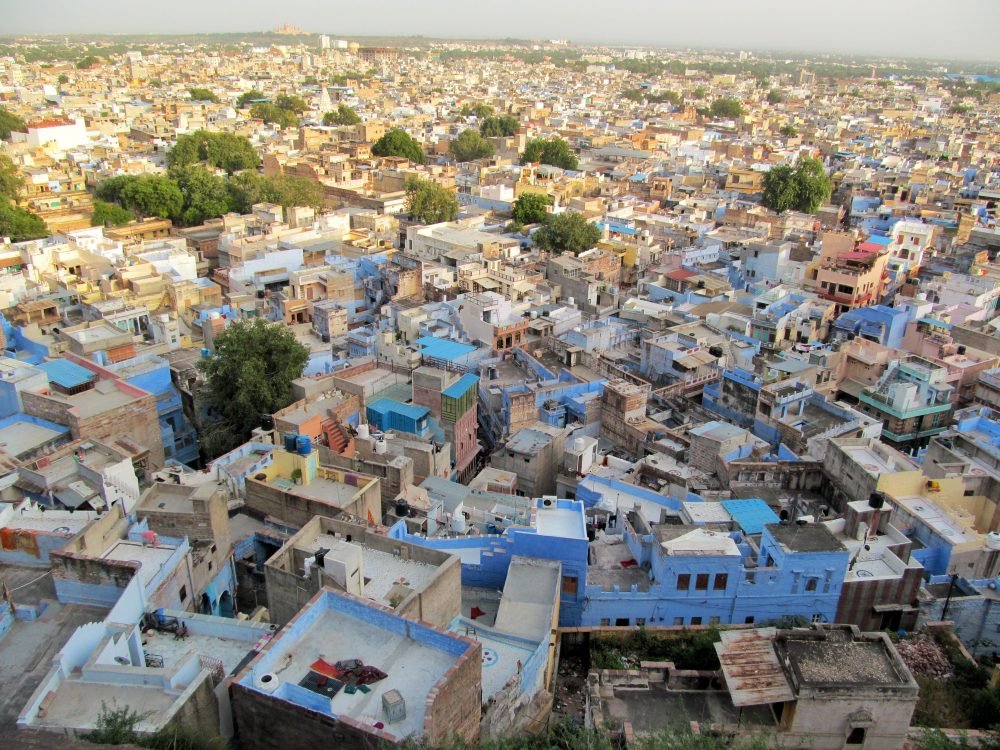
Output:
[[847, 728, 866, 746], [600, 618, 610, 627], [673, 617, 684, 626], [713, 573, 728, 591], [745, 616, 755, 625], [615, 618, 629, 626], [811, 613, 823, 623], [690, 617, 702, 626], [805, 578, 817, 592], [677, 573, 691, 591], [179, 586, 188, 602], [695, 573, 709, 591], [709, 616, 720, 626], [636, 618, 646, 627], [561, 575, 578, 596]]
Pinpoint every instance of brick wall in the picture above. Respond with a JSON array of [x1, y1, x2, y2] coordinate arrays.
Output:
[[50, 552, 137, 606], [423, 636, 482, 745]]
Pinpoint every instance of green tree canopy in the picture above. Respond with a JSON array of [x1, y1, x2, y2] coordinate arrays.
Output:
[[274, 94, 308, 114], [479, 115, 519, 138], [250, 103, 299, 129], [167, 130, 259, 174], [761, 157, 832, 214], [198, 318, 310, 458], [237, 89, 266, 108], [228, 172, 324, 213], [0, 155, 23, 198], [766, 89, 785, 105], [0, 203, 48, 242], [461, 103, 494, 119], [0, 108, 26, 140], [709, 98, 745, 118], [449, 129, 494, 162], [511, 192, 552, 225], [96, 175, 184, 221], [520, 137, 578, 170], [322, 104, 361, 126], [76, 55, 99, 70], [372, 128, 425, 163], [170, 165, 232, 226], [91, 200, 133, 227], [533, 210, 600, 255], [405, 177, 458, 224], [189, 87, 219, 103], [779, 124, 798, 137]]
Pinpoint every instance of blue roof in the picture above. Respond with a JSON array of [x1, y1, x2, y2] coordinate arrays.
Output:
[[415, 336, 477, 361], [38, 359, 96, 389], [864, 235, 892, 246], [367, 398, 429, 421], [721, 498, 780, 535], [442, 373, 479, 399]]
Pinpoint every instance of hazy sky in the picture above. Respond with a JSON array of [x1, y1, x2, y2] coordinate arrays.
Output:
[[4, 0, 999, 62]]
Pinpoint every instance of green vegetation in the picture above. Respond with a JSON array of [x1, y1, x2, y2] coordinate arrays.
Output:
[[76, 54, 100, 69], [779, 124, 797, 137], [236, 89, 265, 108], [590, 627, 722, 671], [83, 701, 227, 750], [0, 155, 22, 198], [329, 69, 376, 86], [449, 129, 494, 162], [708, 98, 745, 119], [188, 87, 219, 103], [322, 104, 361, 126], [372, 128, 425, 163], [0, 107, 26, 140], [766, 89, 785, 104], [274, 94, 308, 113], [460, 103, 494, 119], [226, 172, 323, 213], [405, 177, 458, 224], [95, 174, 184, 221], [167, 130, 259, 174], [761, 157, 832, 214], [532, 211, 601, 256], [914, 729, 1000, 750], [511, 193, 552, 225], [623, 88, 681, 106], [169, 165, 232, 226], [479, 115, 519, 138], [91, 200, 133, 227], [250, 103, 298, 129], [521, 137, 578, 170], [912, 630, 1000, 730], [198, 318, 310, 458], [0, 155, 47, 241]]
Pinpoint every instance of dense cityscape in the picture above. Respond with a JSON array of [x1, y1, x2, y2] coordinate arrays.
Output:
[[0, 21, 999, 750]]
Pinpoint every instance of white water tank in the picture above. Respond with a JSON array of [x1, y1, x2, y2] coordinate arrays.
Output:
[[986, 532, 1000, 551], [374, 438, 388, 455], [255, 673, 280, 693], [573, 437, 586, 452], [357, 423, 370, 439]]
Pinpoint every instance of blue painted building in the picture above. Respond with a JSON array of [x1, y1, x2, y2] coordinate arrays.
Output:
[[703, 367, 762, 428], [832, 305, 909, 348], [366, 398, 431, 437]]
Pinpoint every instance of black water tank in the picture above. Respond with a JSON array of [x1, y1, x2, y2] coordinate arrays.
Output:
[[395, 500, 409, 517], [261, 414, 275, 430], [322, 334, 331, 343], [869, 492, 885, 509], [709, 346, 723, 357], [957, 345, 966, 355]]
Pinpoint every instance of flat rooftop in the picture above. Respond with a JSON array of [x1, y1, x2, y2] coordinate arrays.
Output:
[[238, 589, 474, 741], [893, 495, 972, 545], [138, 483, 198, 514], [279, 476, 360, 508], [778, 629, 908, 687], [101, 540, 176, 587], [766, 522, 847, 554], [535, 505, 586, 539], [0, 421, 65, 458], [840, 442, 917, 475]]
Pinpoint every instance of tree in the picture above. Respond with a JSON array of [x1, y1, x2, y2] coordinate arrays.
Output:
[[76, 55, 99, 69], [460, 103, 494, 119], [779, 124, 797, 137], [202, 132, 259, 173], [249, 103, 299, 129], [0, 203, 48, 242], [709, 98, 745, 119], [761, 157, 832, 214], [766, 89, 785, 105], [449, 129, 494, 162], [322, 104, 361, 126], [57, 74, 69, 85], [533, 211, 600, 255], [479, 115, 519, 138], [0, 155, 23, 198], [511, 193, 551, 225], [520, 137, 578, 170], [189, 87, 219, 103], [198, 318, 310, 458], [405, 178, 458, 224], [0, 108, 26, 140], [236, 89, 265, 108], [170, 165, 232, 226], [91, 200, 133, 227], [274, 94, 308, 114], [267, 175, 324, 210], [96, 175, 183, 221], [372, 128, 425, 163]]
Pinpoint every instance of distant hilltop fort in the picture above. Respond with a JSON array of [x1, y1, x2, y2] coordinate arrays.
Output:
[[273, 24, 307, 35]]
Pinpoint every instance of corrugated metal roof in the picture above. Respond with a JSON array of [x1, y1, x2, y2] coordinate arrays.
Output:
[[38, 360, 96, 389], [721, 499, 780, 535], [415, 336, 477, 362], [715, 628, 794, 707], [367, 398, 429, 421], [443, 373, 479, 399]]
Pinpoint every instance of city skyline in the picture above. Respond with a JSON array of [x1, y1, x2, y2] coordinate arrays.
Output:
[[3, 0, 1000, 62]]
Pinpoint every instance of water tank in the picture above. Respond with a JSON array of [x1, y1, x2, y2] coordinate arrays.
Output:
[[530, 311, 538, 319], [296, 435, 312, 456], [395, 500, 409, 517], [200, 348, 211, 358], [209, 312, 221, 320], [566, 297, 575, 306], [357, 423, 370, 439], [283, 433, 298, 453], [158, 314, 170, 324], [986, 532, 1000, 551], [868, 492, 885, 509], [573, 437, 586, 452], [255, 673, 280, 693], [957, 345, 967, 355], [321, 333, 331, 344], [261, 414, 275, 431], [451, 513, 466, 533], [374, 438, 388, 455]]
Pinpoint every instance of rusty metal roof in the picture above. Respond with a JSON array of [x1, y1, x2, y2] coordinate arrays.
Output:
[[714, 628, 794, 707]]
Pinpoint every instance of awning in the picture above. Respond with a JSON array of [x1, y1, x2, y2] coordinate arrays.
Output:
[[715, 628, 794, 707]]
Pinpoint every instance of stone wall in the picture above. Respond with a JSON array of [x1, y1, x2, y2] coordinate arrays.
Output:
[[423, 635, 482, 746], [50, 552, 137, 607]]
